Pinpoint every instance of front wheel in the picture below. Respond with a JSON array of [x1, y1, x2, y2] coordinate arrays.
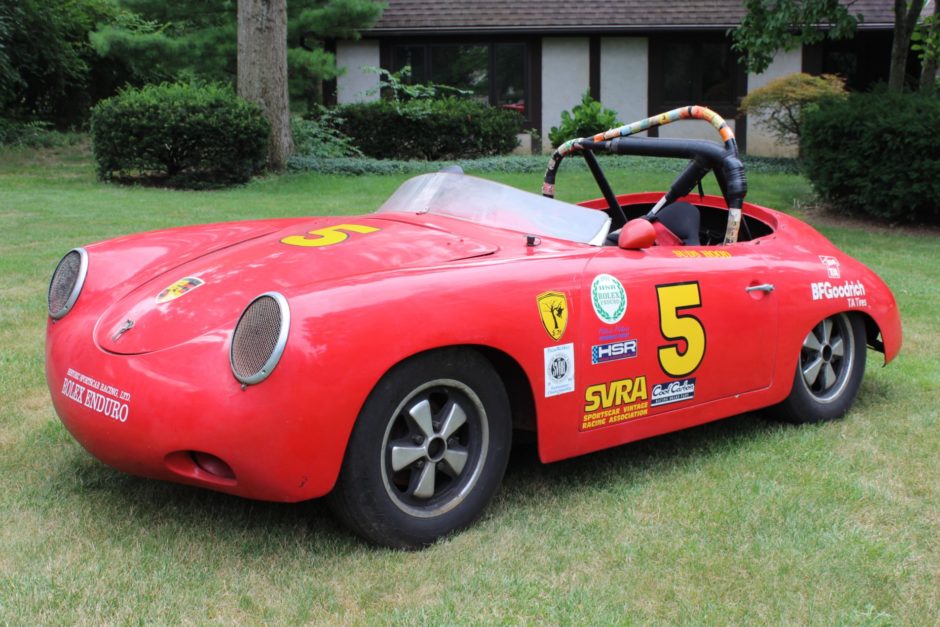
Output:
[[775, 312, 867, 423], [328, 348, 512, 548]]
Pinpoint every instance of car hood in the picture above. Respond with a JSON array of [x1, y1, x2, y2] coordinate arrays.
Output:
[[95, 216, 497, 354]]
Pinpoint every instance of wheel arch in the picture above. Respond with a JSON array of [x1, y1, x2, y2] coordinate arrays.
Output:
[[375, 344, 537, 432]]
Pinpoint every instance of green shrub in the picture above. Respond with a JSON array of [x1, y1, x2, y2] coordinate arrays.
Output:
[[0, 119, 84, 147], [549, 91, 621, 148], [293, 107, 362, 158], [739, 72, 847, 147], [801, 92, 940, 223], [91, 82, 269, 188], [336, 97, 523, 160]]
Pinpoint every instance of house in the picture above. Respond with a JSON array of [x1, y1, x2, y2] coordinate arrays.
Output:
[[332, 1, 897, 156]]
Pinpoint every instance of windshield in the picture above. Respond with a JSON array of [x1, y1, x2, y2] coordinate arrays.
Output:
[[377, 172, 611, 246]]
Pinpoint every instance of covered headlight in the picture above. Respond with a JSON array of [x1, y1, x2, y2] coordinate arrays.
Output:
[[230, 292, 290, 385], [48, 248, 88, 319]]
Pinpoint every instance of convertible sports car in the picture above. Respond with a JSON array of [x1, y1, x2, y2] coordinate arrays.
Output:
[[46, 107, 901, 548]]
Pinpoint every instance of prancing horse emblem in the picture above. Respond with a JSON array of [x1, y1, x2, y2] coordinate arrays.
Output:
[[536, 291, 568, 341]]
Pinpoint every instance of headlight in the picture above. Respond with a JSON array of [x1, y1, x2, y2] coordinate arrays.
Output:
[[230, 292, 290, 385], [48, 248, 88, 319]]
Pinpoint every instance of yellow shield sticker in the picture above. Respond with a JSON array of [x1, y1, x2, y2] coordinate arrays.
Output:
[[156, 277, 205, 304], [537, 291, 568, 341]]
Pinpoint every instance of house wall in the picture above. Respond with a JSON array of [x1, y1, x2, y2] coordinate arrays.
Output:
[[599, 37, 648, 133], [540, 37, 591, 152], [336, 40, 381, 103], [746, 48, 803, 157]]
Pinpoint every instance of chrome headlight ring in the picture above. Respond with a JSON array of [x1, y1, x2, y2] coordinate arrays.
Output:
[[230, 291, 291, 385], [48, 248, 88, 320]]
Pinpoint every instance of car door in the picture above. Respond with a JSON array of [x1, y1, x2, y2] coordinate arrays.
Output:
[[576, 242, 777, 433]]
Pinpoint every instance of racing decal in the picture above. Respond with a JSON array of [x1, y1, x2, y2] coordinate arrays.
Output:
[[544, 343, 575, 397], [672, 250, 732, 258], [656, 282, 706, 378], [581, 376, 649, 431], [281, 223, 379, 247], [811, 280, 867, 307], [591, 274, 627, 324], [591, 339, 638, 365], [537, 291, 569, 341], [651, 378, 696, 407], [598, 324, 630, 342], [61, 367, 131, 423], [819, 255, 841, 278], [156, 277, 204, 304]]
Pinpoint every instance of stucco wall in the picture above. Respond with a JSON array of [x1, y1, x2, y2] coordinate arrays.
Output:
[[541, 37, 591, 152], [335, 40, 381, 104], [599, 37, 648, 132], [746, 48, 803, 157]]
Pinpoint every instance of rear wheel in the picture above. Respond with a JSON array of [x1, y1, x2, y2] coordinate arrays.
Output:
[[328, 348, 511, 548], [776, 312, 866, 423]]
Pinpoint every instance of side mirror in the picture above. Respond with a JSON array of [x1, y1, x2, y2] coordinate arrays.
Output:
[[618, 218, 656, 250]]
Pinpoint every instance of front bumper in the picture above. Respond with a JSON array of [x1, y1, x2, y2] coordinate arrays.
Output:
[[46, 313, 347, 503]]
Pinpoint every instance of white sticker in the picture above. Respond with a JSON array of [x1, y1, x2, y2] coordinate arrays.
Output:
[[591, 274, 627, 324], [544, 343, 575, 397]]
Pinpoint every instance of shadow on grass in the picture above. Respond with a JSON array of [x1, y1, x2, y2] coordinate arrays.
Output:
[[49, 410, 796, 552]]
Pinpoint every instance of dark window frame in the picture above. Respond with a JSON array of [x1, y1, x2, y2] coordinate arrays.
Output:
[[379, 36, 539, 128], [648, 33, 747, 148]]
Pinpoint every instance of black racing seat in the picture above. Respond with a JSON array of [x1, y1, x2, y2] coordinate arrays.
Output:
[[651, 201, 700, 246]]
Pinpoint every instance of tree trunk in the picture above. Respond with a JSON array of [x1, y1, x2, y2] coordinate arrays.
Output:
[[920, 0, 940, 92], [237, 0, 293, 171], [888, 0, 926, 92]]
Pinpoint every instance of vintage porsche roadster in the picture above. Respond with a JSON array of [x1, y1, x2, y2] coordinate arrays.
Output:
[[46, 107, 901, 548]]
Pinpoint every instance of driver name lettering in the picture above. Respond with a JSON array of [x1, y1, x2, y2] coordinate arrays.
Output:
[[61, 368, 131, 423], [672, 250, 732, 258]]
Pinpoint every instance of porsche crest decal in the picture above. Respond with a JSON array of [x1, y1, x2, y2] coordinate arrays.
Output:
[[537, 291, 568, 341], [156, 277, 204, 303]]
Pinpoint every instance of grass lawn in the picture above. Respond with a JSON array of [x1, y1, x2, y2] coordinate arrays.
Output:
[[1, 145, 938, 623]]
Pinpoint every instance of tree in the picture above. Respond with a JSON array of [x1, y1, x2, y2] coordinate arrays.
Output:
[[888, 0, 926, 92], [731, 0, 860, 76], [237, 0, 292, 171], [731, 0, 928, 93], [913, 0, 940, 92]]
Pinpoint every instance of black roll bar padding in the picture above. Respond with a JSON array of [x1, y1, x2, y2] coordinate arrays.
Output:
[[581, 150, 628, 228], [664, 157, 711, 208], [606, 136, 748, 209]]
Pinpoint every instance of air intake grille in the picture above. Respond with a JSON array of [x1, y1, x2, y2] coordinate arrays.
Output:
[[48, 249, 85, 318], [230, 293, 289, 384]]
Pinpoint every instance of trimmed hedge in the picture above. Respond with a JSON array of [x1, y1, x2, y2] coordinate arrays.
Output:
[[287, 154, 799, 176], [801, 92, 940, 223], [91, 82, 269, 188], [336, 97, 524, 160]]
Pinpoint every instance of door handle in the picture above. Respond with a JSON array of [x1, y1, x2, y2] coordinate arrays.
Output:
[[746, 283, 775, 293]]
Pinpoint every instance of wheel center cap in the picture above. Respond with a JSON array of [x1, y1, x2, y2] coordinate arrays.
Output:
[[426, 436, 447, 462], [822, 344, 833, 362]]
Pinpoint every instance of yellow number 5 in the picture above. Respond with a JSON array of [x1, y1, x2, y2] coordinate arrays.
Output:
[[281, 223, 379, 247], [656, 282, 706, 377]]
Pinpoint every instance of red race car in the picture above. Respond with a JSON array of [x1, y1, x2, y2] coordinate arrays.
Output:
[[46, 107, 901, 548]]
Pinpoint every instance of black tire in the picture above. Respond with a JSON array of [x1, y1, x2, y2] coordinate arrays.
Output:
[[775, 312, 867, 423], [328, 348, 512, 548]]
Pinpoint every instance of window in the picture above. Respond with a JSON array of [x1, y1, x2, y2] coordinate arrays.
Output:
[[389, 42, 529, 119], [650, 36, 743, 117]]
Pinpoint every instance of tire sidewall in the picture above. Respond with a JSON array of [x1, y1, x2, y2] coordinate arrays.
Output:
[[332, 348, 512, 548], [782, 313, 867, 423]]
